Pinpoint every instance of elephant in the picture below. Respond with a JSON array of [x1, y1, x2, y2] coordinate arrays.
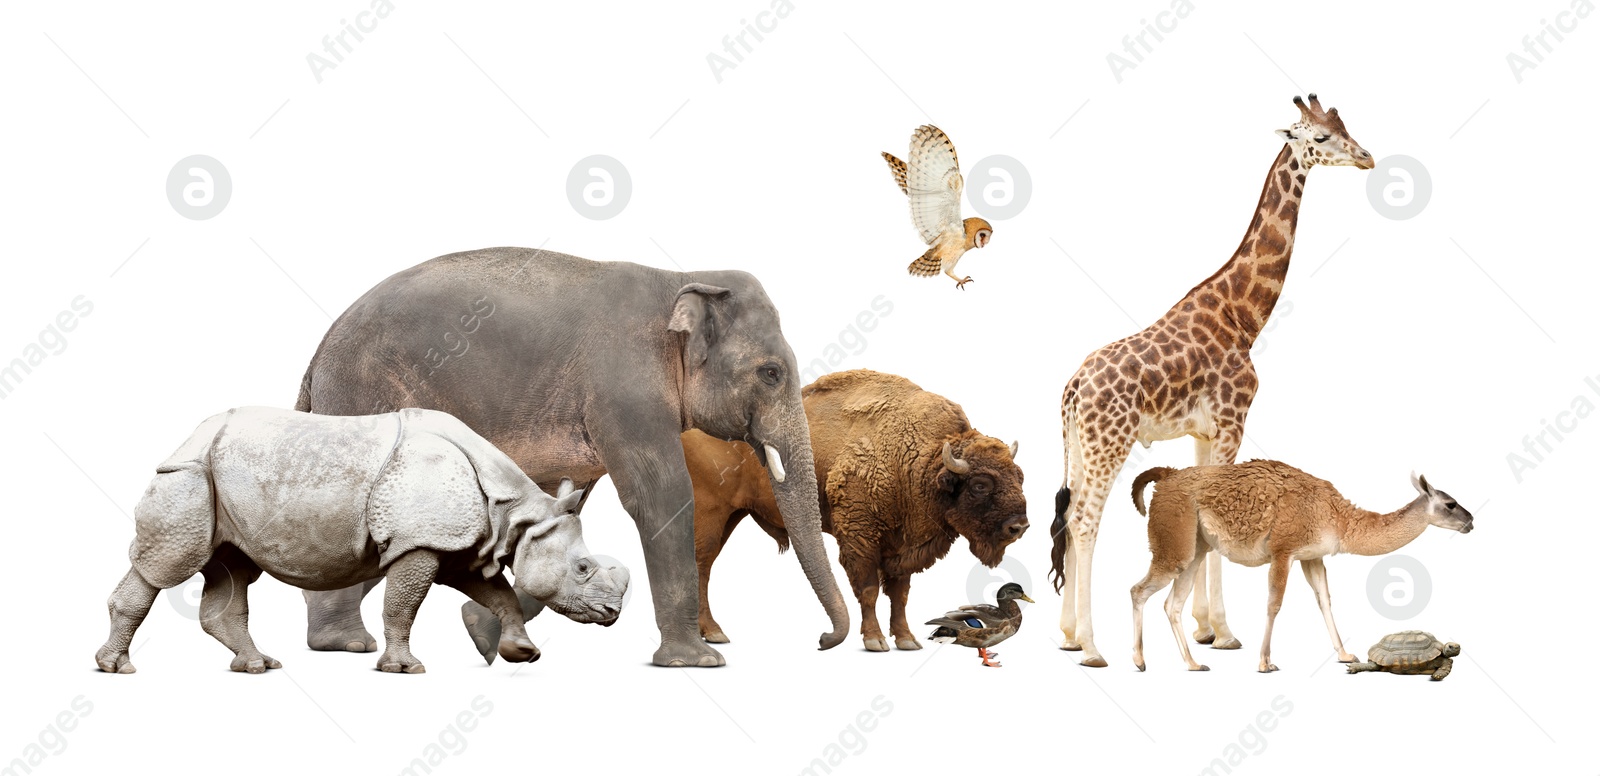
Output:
[[295, 247, 850, 666], [95, 407, 629, 675]]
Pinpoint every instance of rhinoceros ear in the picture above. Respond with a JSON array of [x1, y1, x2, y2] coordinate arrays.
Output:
[[553, 478, 585, 515], [669, 283, 731, 367]]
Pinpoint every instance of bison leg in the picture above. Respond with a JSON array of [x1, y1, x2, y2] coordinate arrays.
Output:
[[95, 568, 160, 674], [697, 512, 743, 644], [377, 549, 440, 674], [885, 575, 920, 650], [199, 546, 280, 674], [840, 547, 888, 652], [445, 571, 539, 664]]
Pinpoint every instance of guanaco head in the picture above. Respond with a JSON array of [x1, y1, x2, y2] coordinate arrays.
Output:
[[1411, 472, 1474, 534]]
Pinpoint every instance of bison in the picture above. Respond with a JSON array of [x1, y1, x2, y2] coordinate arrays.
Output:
[[686, 369, 1028, 651]]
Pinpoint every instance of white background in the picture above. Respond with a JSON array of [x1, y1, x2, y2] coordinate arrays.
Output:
[[1, 1, 1593, 773]]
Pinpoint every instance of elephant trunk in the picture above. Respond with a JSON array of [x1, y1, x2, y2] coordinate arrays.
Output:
[[762, 415, 849, 650]]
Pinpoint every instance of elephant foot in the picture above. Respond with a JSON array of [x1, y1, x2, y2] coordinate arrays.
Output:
[[462, 602, 502, 665], [230, 652, 282, 674], [95, 646, 136, 674], [378, 649, 426, 674], [306, 589, 377, 653], [652, 639, 725, 668], [894, 636, 922, 651], [862, 636, 890, 653], [497, 635, 540, 664], [1212, 636, 1243, 650]]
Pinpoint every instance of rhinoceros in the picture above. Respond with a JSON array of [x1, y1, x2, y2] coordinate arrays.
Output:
[[94, 406, 630, 675]]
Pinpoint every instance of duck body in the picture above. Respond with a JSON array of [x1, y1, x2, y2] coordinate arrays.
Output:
[[925, 583, 1032, 667]]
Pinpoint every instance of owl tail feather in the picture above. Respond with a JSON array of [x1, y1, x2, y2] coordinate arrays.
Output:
[[882, 152, 909, 196], [908, 249, 941, 277]]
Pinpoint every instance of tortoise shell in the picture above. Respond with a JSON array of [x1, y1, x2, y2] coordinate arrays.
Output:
[[1367, 630, 1445, 668]]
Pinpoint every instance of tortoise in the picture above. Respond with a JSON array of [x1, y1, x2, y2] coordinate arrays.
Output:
[[1346, 631, 1459, 681]]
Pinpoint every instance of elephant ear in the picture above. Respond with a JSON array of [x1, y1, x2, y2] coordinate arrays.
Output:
[[668, 283, 732, 367]]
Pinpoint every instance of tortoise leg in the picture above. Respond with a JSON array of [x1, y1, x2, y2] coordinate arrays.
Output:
[[1346, 661, 1380, 674], [1430, 658, 1453, 681]]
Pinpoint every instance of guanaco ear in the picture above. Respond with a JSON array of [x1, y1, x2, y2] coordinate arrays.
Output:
[[669, 283, 732, 367], [1275, 128, 1297, 142], [1410, 471, 1432, 496]]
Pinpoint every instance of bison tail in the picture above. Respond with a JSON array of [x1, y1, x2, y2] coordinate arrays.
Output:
[[1131, 467, 1178, 517], [1048, 486, 1070, 594]]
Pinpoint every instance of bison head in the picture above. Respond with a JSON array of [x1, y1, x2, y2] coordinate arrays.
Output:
[[935, 434, 1028, 567]]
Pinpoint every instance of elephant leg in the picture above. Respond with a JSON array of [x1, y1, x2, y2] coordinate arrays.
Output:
[[885, 574, 920, 651], [443, 571, 538, 664], [377, 550, 440, 674], [199, 547, 280, 674], [304, 578, 381, 653], [95, 567, 160, 674], [603, 436, 724, 668]]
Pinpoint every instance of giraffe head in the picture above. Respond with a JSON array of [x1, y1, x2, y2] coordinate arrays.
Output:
[[963, 217, 993, 250], [1275, 93, 1373, 170]]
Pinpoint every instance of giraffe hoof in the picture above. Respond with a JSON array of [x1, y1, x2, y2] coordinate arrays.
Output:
[[1193, 630, 1216, 645], [1079, 655, 1108, 668], [1060, 641, 1083, 652], [1212, 637, 1242, 650]]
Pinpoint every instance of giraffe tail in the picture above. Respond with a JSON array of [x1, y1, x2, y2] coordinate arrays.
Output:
[[881, 152, 909, 195], [1049, 486, 1070, 594], [907, 249, 941, 277], [1131, 467, 1178, 517]]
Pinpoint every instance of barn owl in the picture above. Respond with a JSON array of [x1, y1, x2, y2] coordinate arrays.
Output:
[[882, 125, 992, 290]]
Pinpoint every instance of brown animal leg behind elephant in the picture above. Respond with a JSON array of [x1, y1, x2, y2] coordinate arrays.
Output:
[[885, 575, 921, 650], [697, 511, 745, 643]]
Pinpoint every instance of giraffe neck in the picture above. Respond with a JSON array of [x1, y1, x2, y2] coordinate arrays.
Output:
[[1335, 498, 1432, 556], [1182, 144, 1307, 346]]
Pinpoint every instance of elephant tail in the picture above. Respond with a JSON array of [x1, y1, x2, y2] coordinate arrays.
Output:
[[294, 360, 314, 412]]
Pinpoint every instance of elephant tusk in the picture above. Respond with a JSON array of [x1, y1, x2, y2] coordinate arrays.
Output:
[[764, 444, 787, 483]]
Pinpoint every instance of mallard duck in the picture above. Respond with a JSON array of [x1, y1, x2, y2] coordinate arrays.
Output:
[[925, 582, 1033, 667]]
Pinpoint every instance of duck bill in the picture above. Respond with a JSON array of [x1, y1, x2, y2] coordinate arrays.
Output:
[[1019, 593, 1036, 604]]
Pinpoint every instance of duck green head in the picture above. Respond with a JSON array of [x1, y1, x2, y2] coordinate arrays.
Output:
[[996, 582, 1035, 604]]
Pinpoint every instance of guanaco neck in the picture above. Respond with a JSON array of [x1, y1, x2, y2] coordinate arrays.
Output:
[[1336, 498, 1432, 556], [1176, 144, 1307, 346]]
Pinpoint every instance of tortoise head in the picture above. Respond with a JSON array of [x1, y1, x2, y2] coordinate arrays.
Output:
[[1441, 642, 1461, 658]]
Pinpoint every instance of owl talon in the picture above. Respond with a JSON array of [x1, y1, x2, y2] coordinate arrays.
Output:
[[955, 277, 974, 290]]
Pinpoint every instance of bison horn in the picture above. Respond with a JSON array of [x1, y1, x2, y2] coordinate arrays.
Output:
[[1009, 440, 1019, 458], [764, 443, 787, 483], [942, 441, 971, 474]]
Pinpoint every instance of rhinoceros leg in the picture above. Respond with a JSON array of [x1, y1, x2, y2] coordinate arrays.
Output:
[[462, 593, 545, 665], [95, 568, 160, 674], [199, 548, 281, 674], [377, 550, 440, 674], [304, 579, 380, 653], [446, 572, 540, 664]]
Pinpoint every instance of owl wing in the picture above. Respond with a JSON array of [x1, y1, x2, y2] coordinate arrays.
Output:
[[881, 152, 909, 195], [904, 125, 964, 245]]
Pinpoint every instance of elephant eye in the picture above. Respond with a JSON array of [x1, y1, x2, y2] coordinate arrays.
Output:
[[758, 363, 782, 386]]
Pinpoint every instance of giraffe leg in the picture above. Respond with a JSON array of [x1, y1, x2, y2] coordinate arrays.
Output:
[[1067, 471, 1119, 668], [1301, 558, 1355, 662], [1197, 432, 1243, 650], [1058, 529, 1081, 650]]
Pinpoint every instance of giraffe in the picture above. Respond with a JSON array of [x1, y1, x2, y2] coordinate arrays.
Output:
[[1049, 94, 1372, 667]]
